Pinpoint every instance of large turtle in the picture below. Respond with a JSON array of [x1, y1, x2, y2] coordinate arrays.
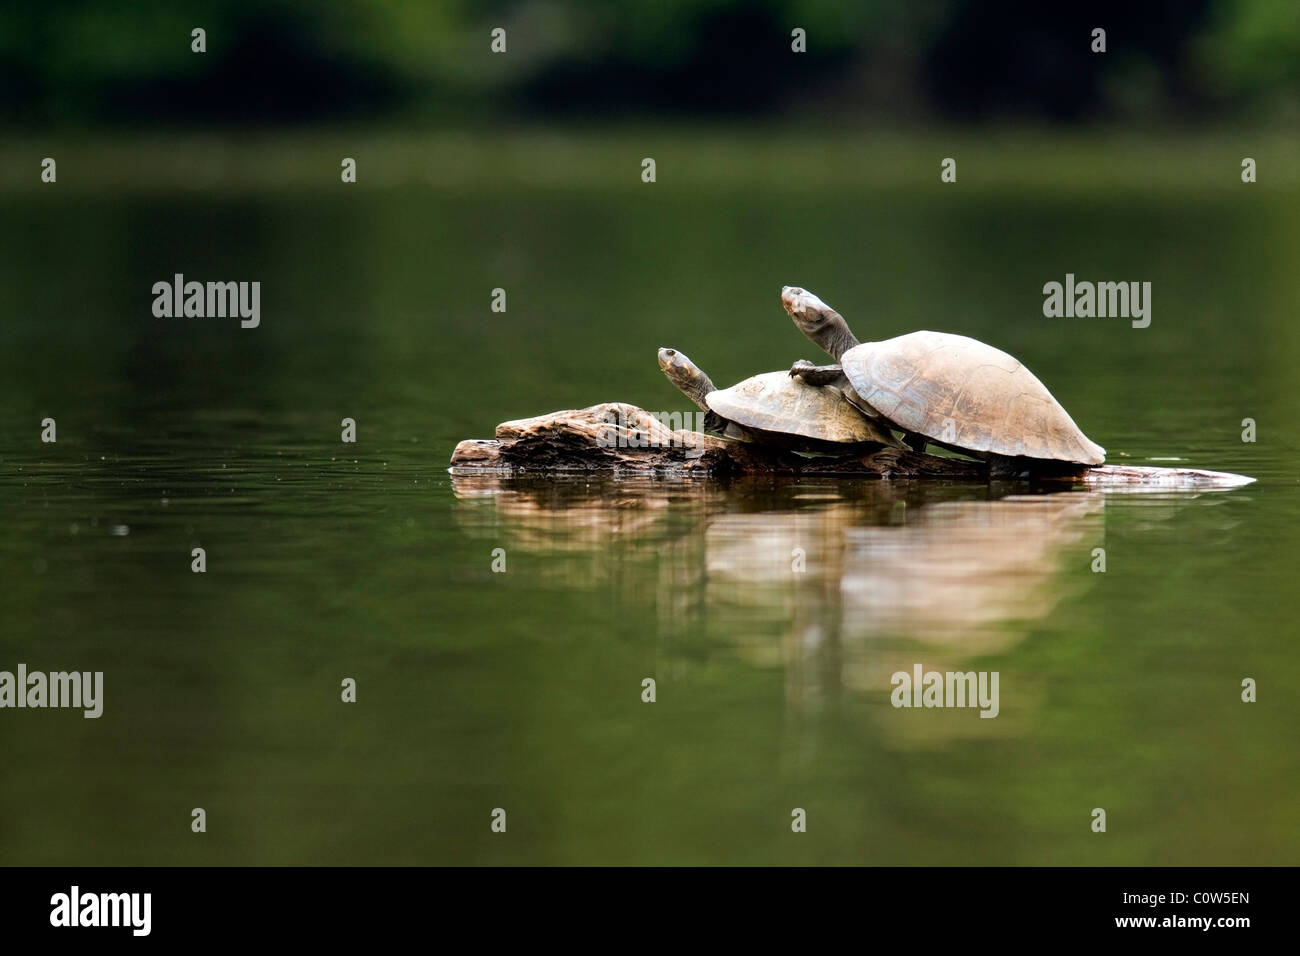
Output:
[[781, 287, 1106, 466], [657, 347, 898, 452]]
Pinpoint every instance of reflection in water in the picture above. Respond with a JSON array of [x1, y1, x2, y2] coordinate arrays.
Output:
[[838, 495, 1103, 647], [450, 473, 1248, 752], [451, 477, 1133, 719]]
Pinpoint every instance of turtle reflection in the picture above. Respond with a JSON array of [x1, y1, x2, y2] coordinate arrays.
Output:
[[451, 476, 1104, 660], [698, 489, 1105, 730]]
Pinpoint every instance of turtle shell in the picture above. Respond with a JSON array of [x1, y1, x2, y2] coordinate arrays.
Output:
[[841, 331, 1105, 464], [706, 371, 890, 445]]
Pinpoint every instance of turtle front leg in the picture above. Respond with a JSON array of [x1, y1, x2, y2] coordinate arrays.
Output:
[[789, 360, 844, 387]]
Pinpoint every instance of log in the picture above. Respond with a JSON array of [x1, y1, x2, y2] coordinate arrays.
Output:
[[449, 403, 1256, 490]]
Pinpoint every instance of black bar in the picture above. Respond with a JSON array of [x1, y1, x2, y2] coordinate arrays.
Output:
[[0, 866, 1280, 941]]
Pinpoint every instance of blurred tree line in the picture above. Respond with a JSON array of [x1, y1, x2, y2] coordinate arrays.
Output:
[[1, 0, 1296, 126]]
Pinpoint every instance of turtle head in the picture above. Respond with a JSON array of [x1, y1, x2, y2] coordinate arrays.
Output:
[[781, 286, 860, 360], [658, 347, 715, 412]]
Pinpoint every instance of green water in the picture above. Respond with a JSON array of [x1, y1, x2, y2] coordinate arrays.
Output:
[[1, 131, 1297, 864]]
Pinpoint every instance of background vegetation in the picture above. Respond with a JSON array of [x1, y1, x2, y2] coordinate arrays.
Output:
[[2, 0, 1297, 127]]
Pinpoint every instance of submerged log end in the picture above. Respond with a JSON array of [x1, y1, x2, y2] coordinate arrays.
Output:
[[1075, 463, 1256, 490]]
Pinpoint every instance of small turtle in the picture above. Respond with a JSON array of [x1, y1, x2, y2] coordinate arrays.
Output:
[[781, 287, 1105, 466], [657, 347, 898, 452]]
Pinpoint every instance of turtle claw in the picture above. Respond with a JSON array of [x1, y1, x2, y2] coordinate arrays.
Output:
[[791, 361, 848, 387]]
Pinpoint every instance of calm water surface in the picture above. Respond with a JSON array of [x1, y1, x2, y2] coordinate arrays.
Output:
[[1, 140, 1297, 863]]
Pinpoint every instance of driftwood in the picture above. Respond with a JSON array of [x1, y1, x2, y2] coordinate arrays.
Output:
[[449, 403, 1256, 490]]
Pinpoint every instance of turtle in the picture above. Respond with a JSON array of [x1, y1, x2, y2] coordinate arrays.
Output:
[[657, 347, 899, 452], [780, 286, 1106, 466]]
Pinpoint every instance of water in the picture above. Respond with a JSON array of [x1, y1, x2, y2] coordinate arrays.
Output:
[[1, 132, 1297, 864]]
